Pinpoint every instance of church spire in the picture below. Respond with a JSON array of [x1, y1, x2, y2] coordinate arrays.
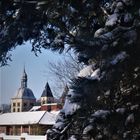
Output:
[[41, 82, 53, 97], [21, 67, 27, 88]]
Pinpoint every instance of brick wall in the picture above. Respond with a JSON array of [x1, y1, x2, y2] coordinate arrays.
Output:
[[41, 104, 62, 111]]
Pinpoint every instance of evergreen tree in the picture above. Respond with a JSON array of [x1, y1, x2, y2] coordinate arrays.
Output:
[[0, 0, 140, 139]]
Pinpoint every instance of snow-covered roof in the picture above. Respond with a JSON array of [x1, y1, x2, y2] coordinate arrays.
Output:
[[29, 106, 41, 111], [0, 111, 59, 125], [39, 111, 59, 125], [41, 103, 58, 106]]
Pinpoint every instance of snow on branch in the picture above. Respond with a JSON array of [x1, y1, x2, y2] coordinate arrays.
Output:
[[110, 51, 128, 65], [75, 26, 136, 49]]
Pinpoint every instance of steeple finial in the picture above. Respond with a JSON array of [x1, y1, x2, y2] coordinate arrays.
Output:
[[21, 66, 27, 88], [23, 64, 26, 73]]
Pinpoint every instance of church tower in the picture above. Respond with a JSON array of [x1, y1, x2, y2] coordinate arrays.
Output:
[[21, 67, 27, 88], [40, 82, 54, 105], [11, 68, 36, 112]]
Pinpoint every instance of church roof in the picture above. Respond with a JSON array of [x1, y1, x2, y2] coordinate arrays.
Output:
[[12, 68, 36, 100], [41, 83, 53, 97], [14, 87, 36, 99]]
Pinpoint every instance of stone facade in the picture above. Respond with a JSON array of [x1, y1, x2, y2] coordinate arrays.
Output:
[[11, 99, 36, 112]]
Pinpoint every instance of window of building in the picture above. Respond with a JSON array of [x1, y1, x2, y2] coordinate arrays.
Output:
[[17, 108, 20, 112], [13, 103, 16, 107], [13, 108, 15, 112], [17, 102, 20, 106], [48, 97, 53, 103], [42, 100, 46, 104]]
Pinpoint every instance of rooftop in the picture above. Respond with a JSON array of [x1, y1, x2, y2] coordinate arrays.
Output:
[[0, 111, 59, 125], [13, 87, 36, 99]]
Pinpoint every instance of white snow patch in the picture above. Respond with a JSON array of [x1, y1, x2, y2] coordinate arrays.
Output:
[[54, 121, 65, 129], [124, 13, 133, 23], [68, 135, 77, 140], [92, 110, 110, 119], [63, 98, 81, 116], [116, 108, 126, 115], [37, 1, 48, 5], [116, 2, 124, 10], [94, 28, 107, 37], [13, 9, 19, 18], [125, 113, 135, 125], [105, 13, 118, 27], [77, 64, 95, 78], [69, 27, 77, 36], [110, 51, 128, 65], [69, 6, 77, 13], [78, 65, 103, 81], [91, 68, 101, 80], [83, 125, 93, 134], [29, 106, 41, 111]]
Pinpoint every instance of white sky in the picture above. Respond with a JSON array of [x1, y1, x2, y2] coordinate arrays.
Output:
[[0, 42, 64, 105]]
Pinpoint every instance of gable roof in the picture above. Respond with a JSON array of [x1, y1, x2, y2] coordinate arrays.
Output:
[[0, 111, 59, 125]]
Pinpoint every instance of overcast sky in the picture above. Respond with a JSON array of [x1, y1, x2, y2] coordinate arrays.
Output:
[[0, 42, 64, 105]]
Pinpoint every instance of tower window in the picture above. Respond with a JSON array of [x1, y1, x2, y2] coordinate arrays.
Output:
[[13, 103, 16, 107], [42, 100, 45, 104], [17, 102, 20, 106]]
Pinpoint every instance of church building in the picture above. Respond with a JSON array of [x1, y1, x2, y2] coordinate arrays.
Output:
[[11, 68, 36, 112], [10, 68, 64, 112]]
